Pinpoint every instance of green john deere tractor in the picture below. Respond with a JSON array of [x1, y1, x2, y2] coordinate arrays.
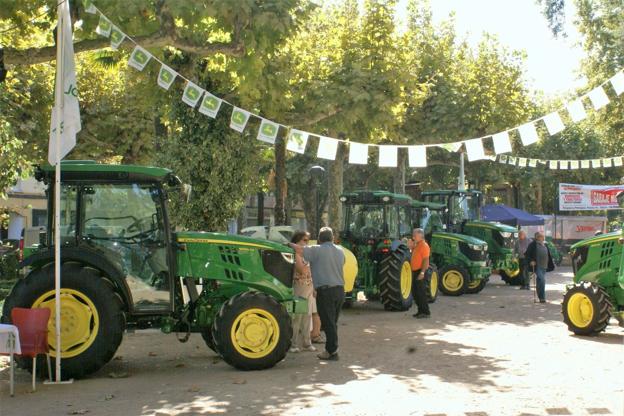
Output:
[[563, 192, 624, 335], [422, 189, 520, 285], [1, 161, 306, 379], [339, 191, 438, 311], [412, 201, 491, 296]]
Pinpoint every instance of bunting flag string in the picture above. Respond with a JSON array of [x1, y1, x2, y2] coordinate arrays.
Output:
[[497, 155, 624, 170], [85, 2, 624, 169]]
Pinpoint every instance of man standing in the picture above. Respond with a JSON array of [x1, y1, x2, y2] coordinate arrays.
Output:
[[515, 230, 532, 290], [409, 228, 431, 319], [525, 231, 555, 303], [292, 227, 344, 361]]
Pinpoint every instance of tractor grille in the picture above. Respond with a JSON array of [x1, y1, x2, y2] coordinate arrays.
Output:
[[459, 242, 488, 262], [261, 250, 294, 288], [493, 231, 515, 249]]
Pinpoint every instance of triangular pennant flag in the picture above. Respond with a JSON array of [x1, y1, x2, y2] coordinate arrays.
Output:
[[348, 142, 369, 165], [378, 145, 398, 167], [492, 132, 512, 154], [602, 158, 613, 168], [95, 15, 112, 37], [517, 157, 528, 167], [438, 142, 462, 152], [549, 160, 558, 170], [286, 129, 309, 154], [157, 64, 177, 90], [83, 0, 97, 14], [591, 158, 602, 168], [257, 119, 279, 144], [559, 160, 569, 170], [566, 99, 587, 123], [317, 136, 338, 160], [610, 71, 624, 96], [499, 154, 508, 164], [613, 156, 623, 167], [570, 160, 579, 170], [529, 159, 538, 168], [182, 81, 204, 108], [199, 92, 223, 118], [580, 160, 590, 169], [587, 86, 609, 110], [543, 112, 565, 135], [518, 122, 539, 146], [408, 146, 427, 167], [128, 46, 152, 71], [508, 156, 518, 166], [110, 26, 126, 50], [465, 138, 486, 161], [230, 107, 251, 133]]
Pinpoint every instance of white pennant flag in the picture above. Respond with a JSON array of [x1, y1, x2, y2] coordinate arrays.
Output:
[[110, 26, 126, 50], [348, 142, 369, 165], [587, 86, 609, 110], [517, 157, 527, 167], [157, 64, 177, 90], [230, 107, 251, 133], [257, 119, 279, 144], [613, 157, 623, 167], [559, 160, 569, 170], [566, 99, 587, 123], [543, 112, 565, 135], [529, 159, 538, 168], [182, 81, 204, 108], [591, 159, 602, 168], [84, 0, 97, 14], [499, 155, 508, 164], [49, 0, 81, 164], [437, 142, 463, 153], [581, 160, 590, 169], [286, 129, 309, 154], [199, 92, 223, 118], [570, 160, 579, 170], [95, 14, 112, 37], [492, 131, 512, 154], [602, 158, 613, 168], [128, 46, 152, 71], [317, 136, 338, 160], [549, 160, 558, 170], [378, 145, 398, 167], [610, 71, 624, 96], [518, 122, 539, 146], [508, 156, 517, 166], [465, 138, 486, 161], [408, 146, 427, 167]]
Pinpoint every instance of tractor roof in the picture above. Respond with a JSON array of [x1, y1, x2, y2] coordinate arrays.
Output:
[[411, 200, 446, 210], [37, 161, 176, 184], [422, 189, 482, 196], [340, 190, 412, 205]]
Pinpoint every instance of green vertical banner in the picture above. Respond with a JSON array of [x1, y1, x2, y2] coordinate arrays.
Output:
[[128, 46, 152, 71], [230, 107, 251, 133], [182, 81, 204, 108], [110, 26, 126, 50], [83, 0, 97, 14], [199, 92, 223, 118], [257, 119, 279, 144]]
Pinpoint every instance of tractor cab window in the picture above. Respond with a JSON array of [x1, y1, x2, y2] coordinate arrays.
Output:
[[398, 206, 411, 237], [345, 204, 384, 239], [55, 185, 78, 245], [386, 206, 399, 239], [80, 183, 170, 311]]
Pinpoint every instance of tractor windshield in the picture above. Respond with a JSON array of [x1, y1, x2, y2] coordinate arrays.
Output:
[[344, 204, 385, 239], [450, 193, 480, 222]]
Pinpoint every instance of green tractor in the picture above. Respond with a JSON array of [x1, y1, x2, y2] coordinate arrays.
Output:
[[1, 161, 306, 379], [412, 201, 491, 296], [563, 192, 624, 335], [339, 191, 438, 311], [422, 189, 521, 285]]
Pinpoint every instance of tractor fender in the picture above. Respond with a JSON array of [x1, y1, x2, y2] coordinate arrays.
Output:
[[19, 246, 134, 312]]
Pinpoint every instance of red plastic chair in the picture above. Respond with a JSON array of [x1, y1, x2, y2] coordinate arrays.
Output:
[[11, 307, 52, 391]]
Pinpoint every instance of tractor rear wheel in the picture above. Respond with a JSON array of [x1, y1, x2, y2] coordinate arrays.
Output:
[[425, 265, 439, 303], [1, 262, 125, 379], [378, 245, 413, 311], [562, 282, 612, 336], [439, 265, 469, 296], [499, 260, 521, 285], [212, 291, 292, 370], [466, 278, 487, 294]]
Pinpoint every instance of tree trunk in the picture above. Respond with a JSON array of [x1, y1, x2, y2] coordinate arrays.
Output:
[[535, 179, 543, 214], [393, 149, 407, 194], [327, 143, 345, 234], [274, 137, 287, 225], [257, 192, 265, 226]]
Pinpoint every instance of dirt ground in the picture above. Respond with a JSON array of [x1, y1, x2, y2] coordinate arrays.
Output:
[[1, 266, 623, 416]]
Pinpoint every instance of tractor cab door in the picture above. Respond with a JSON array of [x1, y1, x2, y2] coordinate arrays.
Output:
[[80, 183, 172, 312]]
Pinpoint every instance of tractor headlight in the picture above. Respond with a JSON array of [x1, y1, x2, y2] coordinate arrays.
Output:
[[281, 252, 295, 264], [468, 243, 481, 251], [500, 231, 512, 238]]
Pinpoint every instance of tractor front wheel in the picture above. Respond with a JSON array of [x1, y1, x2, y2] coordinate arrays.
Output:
[[425, 265, 439, 303], [439, 265, 469, 296], [466, 278, 487, 294], [212, 291, 292, 370], [378, 245, 413, 311], [562, 282, 612, 336]]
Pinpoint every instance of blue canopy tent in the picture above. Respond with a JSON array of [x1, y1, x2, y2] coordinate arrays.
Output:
[[481, 204, 545, 227]]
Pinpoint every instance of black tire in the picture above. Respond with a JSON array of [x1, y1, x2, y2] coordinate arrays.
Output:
[[212, 291, 292, 371], [438, 265, 469, 296], [562, 282, 612, 336], [466, 278, 487, 294], [378, 244, 413, 311], [425, 264, 439, 303], [201, 328, 216, 352], [1, 262, 125, 379]]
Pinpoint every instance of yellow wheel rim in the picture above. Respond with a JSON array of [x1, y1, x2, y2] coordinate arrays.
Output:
[[567, 292, 594, 329], [503, 259, 520, 278], [32, 289, 100, 359], [430, 271, 438, 298], [468, 279, 481, 289], [231, 308, 280, 359], [400, 261, 413, 299], [442, 270, 464, 291]]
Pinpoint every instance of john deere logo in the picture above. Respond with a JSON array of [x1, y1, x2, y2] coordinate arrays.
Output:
[[291, 132, 303, 144], [186, 87, 199, 100], [160, 70, 172, 82], [203, 97, 218, 110], [233, 111, 246, 124], [262, 123, 276, 136], [134, 51, 147, 64], [111, 30, 122, 42], [100, 19, 111, 30]]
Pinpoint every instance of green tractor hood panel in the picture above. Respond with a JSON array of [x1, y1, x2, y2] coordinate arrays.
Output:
[[466, 220, 517, 233], [434, 232, 488, 247], [570, 231, 619, 250]]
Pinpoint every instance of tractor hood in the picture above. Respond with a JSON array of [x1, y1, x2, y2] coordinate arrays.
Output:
[[434, 232, 488, 248], [570, 231, 620, 250], [468, 220, 517, 233], [176, 231, 292, 253]]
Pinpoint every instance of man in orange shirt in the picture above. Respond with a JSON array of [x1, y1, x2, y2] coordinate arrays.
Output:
[[409, 228, 431, 318]]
